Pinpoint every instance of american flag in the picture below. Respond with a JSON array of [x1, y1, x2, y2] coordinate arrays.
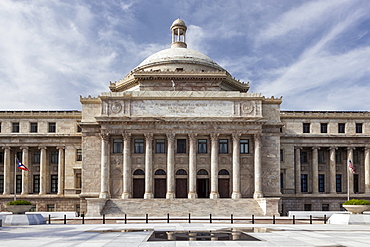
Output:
[[16, 157, 30, 171], [348, 159, 355, 174]]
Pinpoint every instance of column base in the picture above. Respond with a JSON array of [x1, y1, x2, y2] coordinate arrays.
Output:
[[210, 192, 219, 199], [121, 192, 131, 199], [166, 192, 175, 199], [3, 192, 10, 196], [39, 192, 46, 196], [188, 192, 197, 199], [253, 191, 263, 199], [144, 193, 154, 199], [99, 191, 110, 199], [231, 192, 241, 199]]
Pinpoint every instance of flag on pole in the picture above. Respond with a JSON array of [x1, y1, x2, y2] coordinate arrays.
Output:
[[16, 157, 30, 171], [348, 159, 355, 174]]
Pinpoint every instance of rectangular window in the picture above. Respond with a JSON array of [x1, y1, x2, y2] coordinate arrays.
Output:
[[33, 151, 41, 164], [177, 139, 186, 153], [320, 123, 328, 133], [354, 174, 359, 193], [12, 122, 20, 133], [113, 139, 123, 153], [300, 151, 308, 163], [219, 139, 228, 154], [335, 152, 342, 164], [0, 151, 4, 163], [155, 139, 165, 153], [318, 174, 325, 192], [318, 150, 325, 164], [303, 123, 310, 133], [198, 139, 207, 153], [50, 151, 58, 163], [16, 175, 22, 193], [51, 175, 58, 193], [77, 124, 82, 133], [304, 204, 312, 211], [353, 150, 359, 164], [33, 175, 40, 193], [301, 174, 308, 192], [336, 174, 342, 192], [75, 173, 82, 189], [16, 152, 22, 162], [76, 149, 82, 161], [240, 139, 249, 154], [356, 123, 363, 133], [47, 204, 55, 212], [134, 139, 144, 153], [0, 175, 3, 193], [338, 123, 345, 133], [280, 173, 284, 189], [280, 149, 284, 162], [30, 122, 38, 133], [48, 122, 56, 133], [322, 204, 329, 211]]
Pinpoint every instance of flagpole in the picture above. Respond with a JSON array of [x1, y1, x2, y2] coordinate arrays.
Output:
[[347, 164, 350, 201], [14, 155, 17, 201]]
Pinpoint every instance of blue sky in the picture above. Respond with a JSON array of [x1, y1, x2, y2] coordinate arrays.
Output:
[[1, 0, 369, 111]]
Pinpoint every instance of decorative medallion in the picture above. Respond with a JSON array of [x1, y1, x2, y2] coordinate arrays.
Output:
[[242, 158, 248, 164], [221, 157, 227, 164], [111, 102, 122, 114], [241, 102, 254, 114]]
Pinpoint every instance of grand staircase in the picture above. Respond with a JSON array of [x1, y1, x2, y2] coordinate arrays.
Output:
[[101, 198, 264, 217]]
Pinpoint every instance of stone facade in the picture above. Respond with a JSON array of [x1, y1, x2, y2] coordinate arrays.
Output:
[[1, 19, 369, 216]]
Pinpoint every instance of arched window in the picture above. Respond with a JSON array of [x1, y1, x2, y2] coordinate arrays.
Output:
[[133, 169, 145, 175], [197, 169, 209, 175], [155, 169, 166, 175], [218, 169, 230, 175], [176, 169, 187, 175]]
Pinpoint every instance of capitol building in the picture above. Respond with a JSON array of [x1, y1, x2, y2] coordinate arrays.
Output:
[[1, 19, 369, 216]]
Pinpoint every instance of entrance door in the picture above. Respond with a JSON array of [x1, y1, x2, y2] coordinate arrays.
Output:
[[154, 178, 166, 198], [218, 178, 230, 198], [133, 178, 144, 198], [176, 178, 188, 198], [197, 178, 209, 198]]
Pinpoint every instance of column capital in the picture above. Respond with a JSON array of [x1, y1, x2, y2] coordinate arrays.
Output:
[[254, 133, 261, 141], [210, 133, 219, 141], [232, 132, 241, 142], [166, 133, 176, 142], [294, 146, 302, 150], [347, 147, 356, 151], [56, 146, 65, 150], [329, 146, 337, 150], [312, 146, 320, 150], [100, 133, 110, 141], [365, 147, 370, 151], [20, 146, 29, 150], [38, 146, 47, 150], [2, 146, 11, 150], [122, 133, 131, 141], [144, 133, 153, 141], [188, 133, 198, 142]]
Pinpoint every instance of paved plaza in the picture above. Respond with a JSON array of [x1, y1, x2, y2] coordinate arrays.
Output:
[[1, 223, 370, 246]]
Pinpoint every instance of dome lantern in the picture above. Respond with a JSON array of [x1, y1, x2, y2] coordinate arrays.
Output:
[[170, 18, 187, 48]]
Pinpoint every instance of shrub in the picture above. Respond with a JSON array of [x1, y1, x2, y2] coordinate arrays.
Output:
[[343, 199, 370, 205], [6, 200, 32, 205]]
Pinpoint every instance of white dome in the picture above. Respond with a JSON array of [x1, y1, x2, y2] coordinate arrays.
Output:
[[134, 47, 225, 72]]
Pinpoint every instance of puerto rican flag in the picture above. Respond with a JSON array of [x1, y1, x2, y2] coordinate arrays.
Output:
[[348, 159, 355, 174], [16, 157, 30, 171]]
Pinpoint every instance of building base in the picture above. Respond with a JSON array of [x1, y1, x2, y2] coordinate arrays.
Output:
[[0, 214, 46, 226]]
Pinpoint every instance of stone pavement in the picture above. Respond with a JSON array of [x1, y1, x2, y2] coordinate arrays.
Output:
[[1, 223, 370, 246]]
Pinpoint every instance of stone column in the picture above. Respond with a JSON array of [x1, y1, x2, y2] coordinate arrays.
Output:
[[253, 134, 263, 199], [122, 133, 132, 199], [166, 133, 175, 199], [295, 147, 301, 194], [57, 147, 65, 195], [312, 147, 319, 194], [39, 146, 47, 195], [21, 147, 29, 195], [188, 133, 197, 199], [99, 134, 110, 199], [3, 147, 11, 195], [329, 147, 337, 194], [347, 147, 354, 194], [210, 133, 219, 199], [365, 147, 370, 194], [231, 133, 241, 199], [144, 133, 154, 199]]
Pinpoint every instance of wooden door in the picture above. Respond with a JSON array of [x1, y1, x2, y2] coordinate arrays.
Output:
[[154, 178, 166, 198], [176, 178, 188, 198], [218, 178, 230, 198], [197, 178, 209, 198], [133, 178, 144, 198]]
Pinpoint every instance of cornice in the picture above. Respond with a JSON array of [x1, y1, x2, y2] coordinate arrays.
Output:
[[0, 111, 81, 119], [280, 111, 370, 119]]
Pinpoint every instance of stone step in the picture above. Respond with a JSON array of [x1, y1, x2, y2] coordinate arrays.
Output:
[[101, 199, 264, 217]]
